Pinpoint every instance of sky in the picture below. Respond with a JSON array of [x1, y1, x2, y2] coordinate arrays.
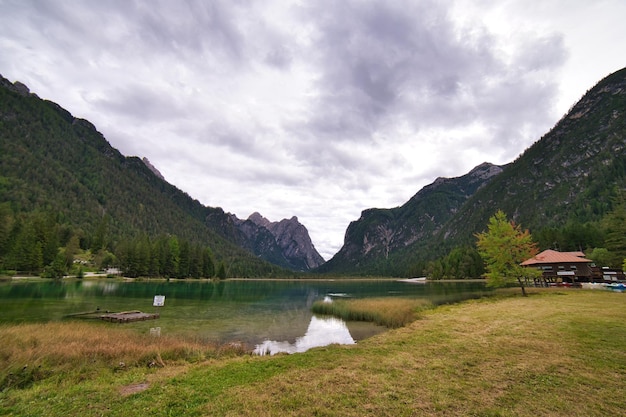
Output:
[[1, 0, 625, 261]]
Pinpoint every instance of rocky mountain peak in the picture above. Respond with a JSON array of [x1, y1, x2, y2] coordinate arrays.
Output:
[[218, 211, 325, 270], [142, 157, 165, 181], [247, 212, 325, 270], [468, 162, 504, 180], [248, 212, 272, 228], [0, 75, 31, 96]]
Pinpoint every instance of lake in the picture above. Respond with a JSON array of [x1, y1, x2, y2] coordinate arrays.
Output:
[[0, 279, 489, 355]]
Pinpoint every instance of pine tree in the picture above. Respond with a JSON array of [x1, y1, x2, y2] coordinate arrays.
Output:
[[217, 262, 226, 280], [163, 236, 180, 278], [602, 194, 626, 268], [202, 248, 215, 278]]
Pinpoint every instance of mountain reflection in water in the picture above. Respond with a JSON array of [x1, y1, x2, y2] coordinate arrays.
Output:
[[254, 316, 355, 355]]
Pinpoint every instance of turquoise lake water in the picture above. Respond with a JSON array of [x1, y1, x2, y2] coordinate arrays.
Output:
[[0, 279, 488, 354]]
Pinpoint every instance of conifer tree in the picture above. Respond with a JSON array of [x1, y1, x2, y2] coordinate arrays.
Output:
[[217, 262, 226, 280], [202, 248, 215, 278], [602, 193, 626, 268]]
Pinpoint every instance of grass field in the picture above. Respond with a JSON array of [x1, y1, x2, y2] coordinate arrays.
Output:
[[1, 289, 625, 416]]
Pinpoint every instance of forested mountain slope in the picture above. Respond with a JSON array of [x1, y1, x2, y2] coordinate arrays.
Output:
[[320, 66, 626, 276], [318, 162, 504, 274], [440, 66, 626, 245], [0, 75, 285, 277]]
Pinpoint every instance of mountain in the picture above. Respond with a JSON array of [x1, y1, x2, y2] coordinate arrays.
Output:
[[141, 157, 165, 181], [320, 67, 626, 276], [3, 65, 625, 278], [0, 74, 316, 276], [317, 162, 504, 273], [247, 212, 325, 270], [438, 67, 626, 243], [200, 207, 323, 271]]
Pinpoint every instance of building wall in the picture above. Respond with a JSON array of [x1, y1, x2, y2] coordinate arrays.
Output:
[[534, 262, 593, 282]]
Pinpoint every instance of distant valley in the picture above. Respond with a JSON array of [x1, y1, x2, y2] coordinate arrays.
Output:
[[1, 67, 625, 277]]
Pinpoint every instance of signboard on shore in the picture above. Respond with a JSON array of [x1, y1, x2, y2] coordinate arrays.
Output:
[[153, 295, 165, 307]]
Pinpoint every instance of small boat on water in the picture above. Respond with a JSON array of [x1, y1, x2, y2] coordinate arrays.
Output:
[[397, 277, 427, 284], [607, 282, 626, 291]]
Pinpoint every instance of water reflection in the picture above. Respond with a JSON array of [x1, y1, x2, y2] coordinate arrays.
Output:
[[0, 279, 489, 344], [254, 316, 356, 356]]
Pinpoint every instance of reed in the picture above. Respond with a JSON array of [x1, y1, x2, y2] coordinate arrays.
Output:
[[0, 322, 245, 390], [312, 297, 432, 328]]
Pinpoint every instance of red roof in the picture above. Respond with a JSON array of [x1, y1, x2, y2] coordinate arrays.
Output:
[[521, 249, 592, 266]]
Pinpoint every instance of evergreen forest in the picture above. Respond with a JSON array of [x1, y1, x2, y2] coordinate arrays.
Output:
[[0, 76, 287, 279]]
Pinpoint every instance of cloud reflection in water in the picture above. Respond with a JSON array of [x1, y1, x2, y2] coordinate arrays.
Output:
[[254, 316, 355, 356]]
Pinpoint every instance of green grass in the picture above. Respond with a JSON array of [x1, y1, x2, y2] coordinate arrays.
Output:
[[1, 289, 625, 416]]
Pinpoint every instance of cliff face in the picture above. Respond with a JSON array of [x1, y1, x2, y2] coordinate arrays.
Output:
[[141, 157, 165, 181], [247, 213, 325, 270], [319, 162, 504, 273], [204, 209, 324, 271]]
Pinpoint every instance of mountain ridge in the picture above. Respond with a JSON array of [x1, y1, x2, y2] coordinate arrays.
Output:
[[317, 161, 505, 273], [247, 212, 325, 270], [319, 66, 626, 276], [2, 66, 625, 277], [0, 74, 318, 276]]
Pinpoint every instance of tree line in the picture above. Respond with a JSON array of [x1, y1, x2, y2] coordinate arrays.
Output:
[[409, 193, 626, 280], [114, 235, 222, 279], [0, 206, 224, 279]]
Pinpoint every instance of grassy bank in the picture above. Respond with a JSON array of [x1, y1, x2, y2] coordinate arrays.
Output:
[[1, 290, 625, 416], [0, 322, 246, 392]]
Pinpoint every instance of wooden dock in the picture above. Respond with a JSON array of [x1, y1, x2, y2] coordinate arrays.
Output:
[[65, 309, 159, 323], [99, 310, 159, 323]]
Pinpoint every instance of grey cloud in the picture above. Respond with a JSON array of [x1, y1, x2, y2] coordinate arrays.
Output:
[[131, 0, 245, 63], [293, 0, 565, 155], [14, 0, 251, 75], [295, 1, 478, 136], [87, 85, 188, 120], [1, 0, 599, 260], [264, 45, 293, 69], [518, 35, 567, 71]]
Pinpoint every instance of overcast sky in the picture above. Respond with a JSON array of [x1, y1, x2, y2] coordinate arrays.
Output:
[[1, 1, 624, 260]]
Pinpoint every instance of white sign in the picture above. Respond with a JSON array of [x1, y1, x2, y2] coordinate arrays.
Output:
[[153, 295, 165, 307]]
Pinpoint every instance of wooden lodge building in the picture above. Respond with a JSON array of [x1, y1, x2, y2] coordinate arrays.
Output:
[[521, 249, 625, 284]]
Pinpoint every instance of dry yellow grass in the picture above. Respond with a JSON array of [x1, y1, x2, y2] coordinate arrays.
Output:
[[0, 321, 243, 390], [312, 297, 432, 327]]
